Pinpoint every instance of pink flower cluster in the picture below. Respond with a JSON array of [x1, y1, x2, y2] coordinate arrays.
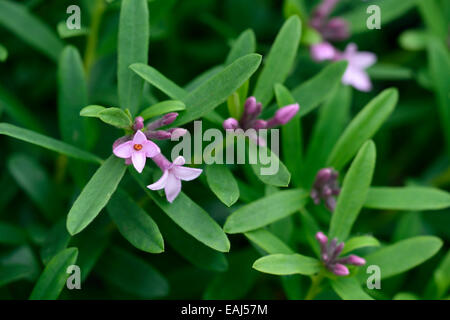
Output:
[[113, 113, 201, 203]]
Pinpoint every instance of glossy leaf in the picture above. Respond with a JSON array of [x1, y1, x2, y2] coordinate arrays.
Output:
[[29, 248, 78, 300], [331, 277, 374, 300], [253, 16, 301, 106], [244, 228, 294, 254], [117, 0, 149, 115], [66, 156, 126, 235], [364, 187, 450, 211], [327, 88, 397, 170], [139, 100, 186, 120], [253, 253, 321, 275], [225, 29, 256, 65], [341, 236, 380, 255], [0, 123, 102, 164], [98, 107, 133, 128], [329, 141, 376, 241], [108, 189, 164, 253], [224, 190, 308, 234], [205, 164, 239, 207]]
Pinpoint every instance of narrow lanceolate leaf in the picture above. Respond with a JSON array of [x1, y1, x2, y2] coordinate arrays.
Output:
[[425, 250, 450, 299], [427, 37, 450, 154], [40, 219, 71, 265], [139, 100, 186, 120], [341, 0, 417, 34], [274, 84, 302, 187], [244, 229, 294, 254], [80, 105, 105, 117], [107, 189, 164, 254], [118, 0, 149, 115], [291, 61, 347, 117], [225, 29, 256, 65], [133, 171, 230, 253], [130, 63, 187, 100], [341, 236, 380, 255], [151, 206, 228, 272], [303, 84, 351, 187], [98, 107, 132, 128], [29, 248, 78, 300], [253, 254, 321, 275], [327, 88, 397, 170], [329, 141, 376, 241], [0, 0, 63, 61], [58, 46, 89, 148], [205, 164, 239, 207], [97, 248, 169, 299], [174, 54, 262, 126], [249, 143, 291, 187], [0, 123, 102, 164], [364, 187, 450, 211], [331, 277, 374, 300], [0, 43, 7, 62], [253, 16, 301, 106], [358, 236, 443, 281], [66, 156, 126, 235], [0, 222, 26, 245], [224, 190, 308, 234]]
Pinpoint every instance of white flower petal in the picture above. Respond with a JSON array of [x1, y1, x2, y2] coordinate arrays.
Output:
[[131, 152, 146, 173], [113, 141, 133, 159], [147, 170, 169, 190], [164, 173, 181, 203], [173, 166, 202, 181]]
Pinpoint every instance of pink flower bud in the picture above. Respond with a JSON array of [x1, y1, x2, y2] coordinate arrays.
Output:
[[162, 112, 178, 126], [316, 231, 328, 246], [333, 263, 350, 276], [169, 128, 188, 140], [133, 116, 144, 131], [346, 255, 366, 266], [252, 119, 267, 130], [223, 118, 240, 130], [244, 96, 258, 115]]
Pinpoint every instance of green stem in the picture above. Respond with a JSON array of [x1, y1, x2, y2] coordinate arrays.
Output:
[[305, 271, 325, 300], [84, 0, 106, 77]]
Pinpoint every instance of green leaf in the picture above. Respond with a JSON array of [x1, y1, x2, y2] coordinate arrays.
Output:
[[0, 123, 102, 164], [203, 249, 258, 299], [359, 236, 443, 281], [244, 228, 294, 254], [364, 187, 450, 211], [224, 189, 308, 234], [249, 143, 291, 187], [185, 65, 224, 92], [417, 0, 447, 40], [0, 222, 26, 245], [274, 83, 302, 186], [80, 105, 106, 117], [174, 54, 262, 126], [66, 156, 126, 235], [0, 0, 64, 61], [329, 141, 376, 241], [425, 250, 450, 299], [97, 247, 169, 299], [107, 189, 164, 254], [253, 253, 321, 275], [291, 61, 347, 117], [98, 107, 133, 128], [205, 164, 240, 207], [341, 236, 380, 255], [0, 43, 7, 62], [40, 219, 71, 265], [399, 29, 428, 51], [139, 100, 186, 120], [341, 0, 417, 34], [118, 0, 149, 115], [327, 88, 397, 170], [150, 206, 228, 272], [303, 84, 351, 186], [57, 21, 89, 39], [133, 171, 230, 252], [253, 16, 301, 106], [331, 277, 374, 300], [225, 29, 256, 65], [58, 46, 90, 148], [29, 248, 78, 300], [130, 63, 187, 100], [0, 246, 40, 285], [393, 292, 419, 300], [427, 37, 450, 154]]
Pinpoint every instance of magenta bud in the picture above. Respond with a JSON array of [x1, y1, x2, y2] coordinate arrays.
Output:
[[275, 103, 300, 125], [315, 168, 333, 185], [333, 263, 350, 276], [169, 128, 187, 139], [244, 96, 257, 115], [324, 18, 350, 41], [316, 231, 328, 246], [133, 116, 144, 131], [223, 118, 240, 130], [146, 130, 172, 140], [346, 255, 366, 266], [252, 119, 267, 130], [112, 135, 131, 150], [162, 112, 178, 126], [310, 42, 337, 62], [325, 196, 337, 212]]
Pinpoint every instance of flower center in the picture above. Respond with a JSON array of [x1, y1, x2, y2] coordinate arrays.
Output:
[[133, 144, 143, 151]]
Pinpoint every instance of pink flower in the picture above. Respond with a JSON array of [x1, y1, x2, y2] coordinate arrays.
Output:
[[113, 130, 160, 173], [338, 43, 377, 92], [310, 42, 337, 62], [147, 155, 202, 203]]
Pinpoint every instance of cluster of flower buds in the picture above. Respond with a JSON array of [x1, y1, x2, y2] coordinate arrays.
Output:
[[310, 0, 349, 42], [113, 113, 201, 203], [308, 0, 377, 92], [223, 96, 299, 146], [310, 168, 341, 212], [316, 231, 366, 276]]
